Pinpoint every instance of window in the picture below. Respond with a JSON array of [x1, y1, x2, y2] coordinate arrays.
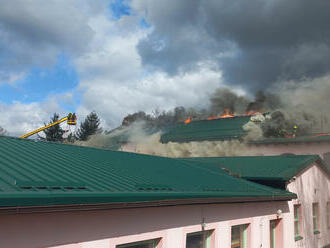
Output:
[[117, 239, 159, 248], [312, 203, 320, 234], [327, 202, 330, 229], [186, 230, 213, 248], [231, 224, 248, 248], [294, 204, 303, 241], [270, 220, 275, 248]]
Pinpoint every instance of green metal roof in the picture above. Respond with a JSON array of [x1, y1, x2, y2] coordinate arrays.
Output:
[[160, 116, 250, 143], [179, 155, 325, 181], [250, 134, 330, 145], [0, 136, 295, 208]]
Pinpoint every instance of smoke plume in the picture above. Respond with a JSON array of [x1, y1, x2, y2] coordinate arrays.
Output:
[[135, 1, 330, 92], [260, 75, 330, 137], [75, 121, 252, 157], [210, 88, 249, 114], [75, 75, 330, 155]]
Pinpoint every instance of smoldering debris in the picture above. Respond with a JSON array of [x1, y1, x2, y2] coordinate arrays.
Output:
[[242, 113, 265, 141], [261, 75, 330, 137]]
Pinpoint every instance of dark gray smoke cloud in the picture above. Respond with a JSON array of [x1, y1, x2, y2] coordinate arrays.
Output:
[[134, 0, 330, 91], [0, 0, 100, 83], [210, 88, 249, 114]]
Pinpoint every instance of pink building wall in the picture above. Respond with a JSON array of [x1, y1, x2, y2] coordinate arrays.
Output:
[[0, 201, 290, 248], [286, 163, 330, 248], [247, 143, 330, 248]]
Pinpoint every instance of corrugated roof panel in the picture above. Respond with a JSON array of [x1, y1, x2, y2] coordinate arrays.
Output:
[[161, 117, 250, 143], [179, 155, 325, 181], [0, 136, 295, 207]]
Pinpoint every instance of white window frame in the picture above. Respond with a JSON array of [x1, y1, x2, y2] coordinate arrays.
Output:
[[231, 224, 248, 248], [294, 204, 302, 240], [116, 238, 160, 248], [185, 230, 213, 248], [312, 202, 320, 234], [327, 201, 330, 229]]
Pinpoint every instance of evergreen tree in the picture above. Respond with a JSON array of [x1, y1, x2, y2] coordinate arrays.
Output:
[[0, 126, 8, 135], [65, 133, 76, 143], [40, 113, 65, 142], [76, 112, 102, 141]]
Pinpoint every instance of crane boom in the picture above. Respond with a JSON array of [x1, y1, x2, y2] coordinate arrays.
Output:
[[19, 113, 76, 139]]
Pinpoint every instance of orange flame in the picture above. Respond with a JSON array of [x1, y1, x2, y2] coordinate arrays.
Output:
[[207, 116, 217, 120], [184, 116, 192, 124], [312, 133, 330, 138], [220, 109, 235, 118], [245, 111, 262, 116]]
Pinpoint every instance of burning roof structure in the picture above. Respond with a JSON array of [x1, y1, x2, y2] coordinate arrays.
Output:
[[161, 112, 330, 145], [160, 115, 251, 143]]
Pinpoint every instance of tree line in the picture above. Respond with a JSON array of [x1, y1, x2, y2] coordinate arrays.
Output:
[[40, 111, 102, 142]]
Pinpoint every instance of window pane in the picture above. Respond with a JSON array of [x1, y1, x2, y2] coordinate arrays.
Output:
[[294, 205, 298, 219], [294, 221, 299, 236], [270, 221, 275, 248], [293, 204, 301, 237], [312, 203, 319, 232], [117, 239, 156, 248], [186, 231, 210, 248], [231, 225, 247, 248], [327, 202, 330, 229]]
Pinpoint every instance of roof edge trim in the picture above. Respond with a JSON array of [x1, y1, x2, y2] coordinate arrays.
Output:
[[0, 195, 296, 214]]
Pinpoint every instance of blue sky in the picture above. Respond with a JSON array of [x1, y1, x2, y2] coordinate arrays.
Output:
[[2, 0, 283, 135], [0, 0, 225, 135], [0, 54, 78, 104], [0, 0, 145, 107], [0, 0, 132, 111], [0, 0, 328, 140], [109, 0, 131, 20]]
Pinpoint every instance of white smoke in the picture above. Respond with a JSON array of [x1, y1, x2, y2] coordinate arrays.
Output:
[[75, 121, 252, 157], [133, 133, 251, 157], [269, 75, 330, 133]]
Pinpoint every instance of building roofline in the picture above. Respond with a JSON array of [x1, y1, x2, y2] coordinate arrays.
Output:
[[179, 154, 330, 182], [0, 135, 297, 209], [0, 194, 296, 214], [249, 135, 330, 145]]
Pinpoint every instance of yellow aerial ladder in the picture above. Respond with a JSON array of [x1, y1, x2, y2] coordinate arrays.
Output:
[[19, 113, 77, 138]]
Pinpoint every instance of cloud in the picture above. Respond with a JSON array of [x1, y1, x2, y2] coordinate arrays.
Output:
[[0, 96, 65, 136], [0, 0, 107, 84], [2, 0, 254, 133], [78, 63, 224, 128], [73, 10, 229, 129], [132, 0, 330, 91]]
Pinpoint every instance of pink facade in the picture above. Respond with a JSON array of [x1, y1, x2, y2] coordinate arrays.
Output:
[[286, 163, 330, 248], [248, 142, 330, 247], [119, 140, 330, 248], [0, 201, 290, 248]]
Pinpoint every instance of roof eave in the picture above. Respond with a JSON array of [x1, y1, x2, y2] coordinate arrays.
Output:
[[0, 195, 296, 214]]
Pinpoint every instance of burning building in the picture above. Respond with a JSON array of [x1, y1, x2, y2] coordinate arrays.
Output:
[[158, 112, 330, 164], [0, 135, 329, 247], [0, 135, 301, 248]]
